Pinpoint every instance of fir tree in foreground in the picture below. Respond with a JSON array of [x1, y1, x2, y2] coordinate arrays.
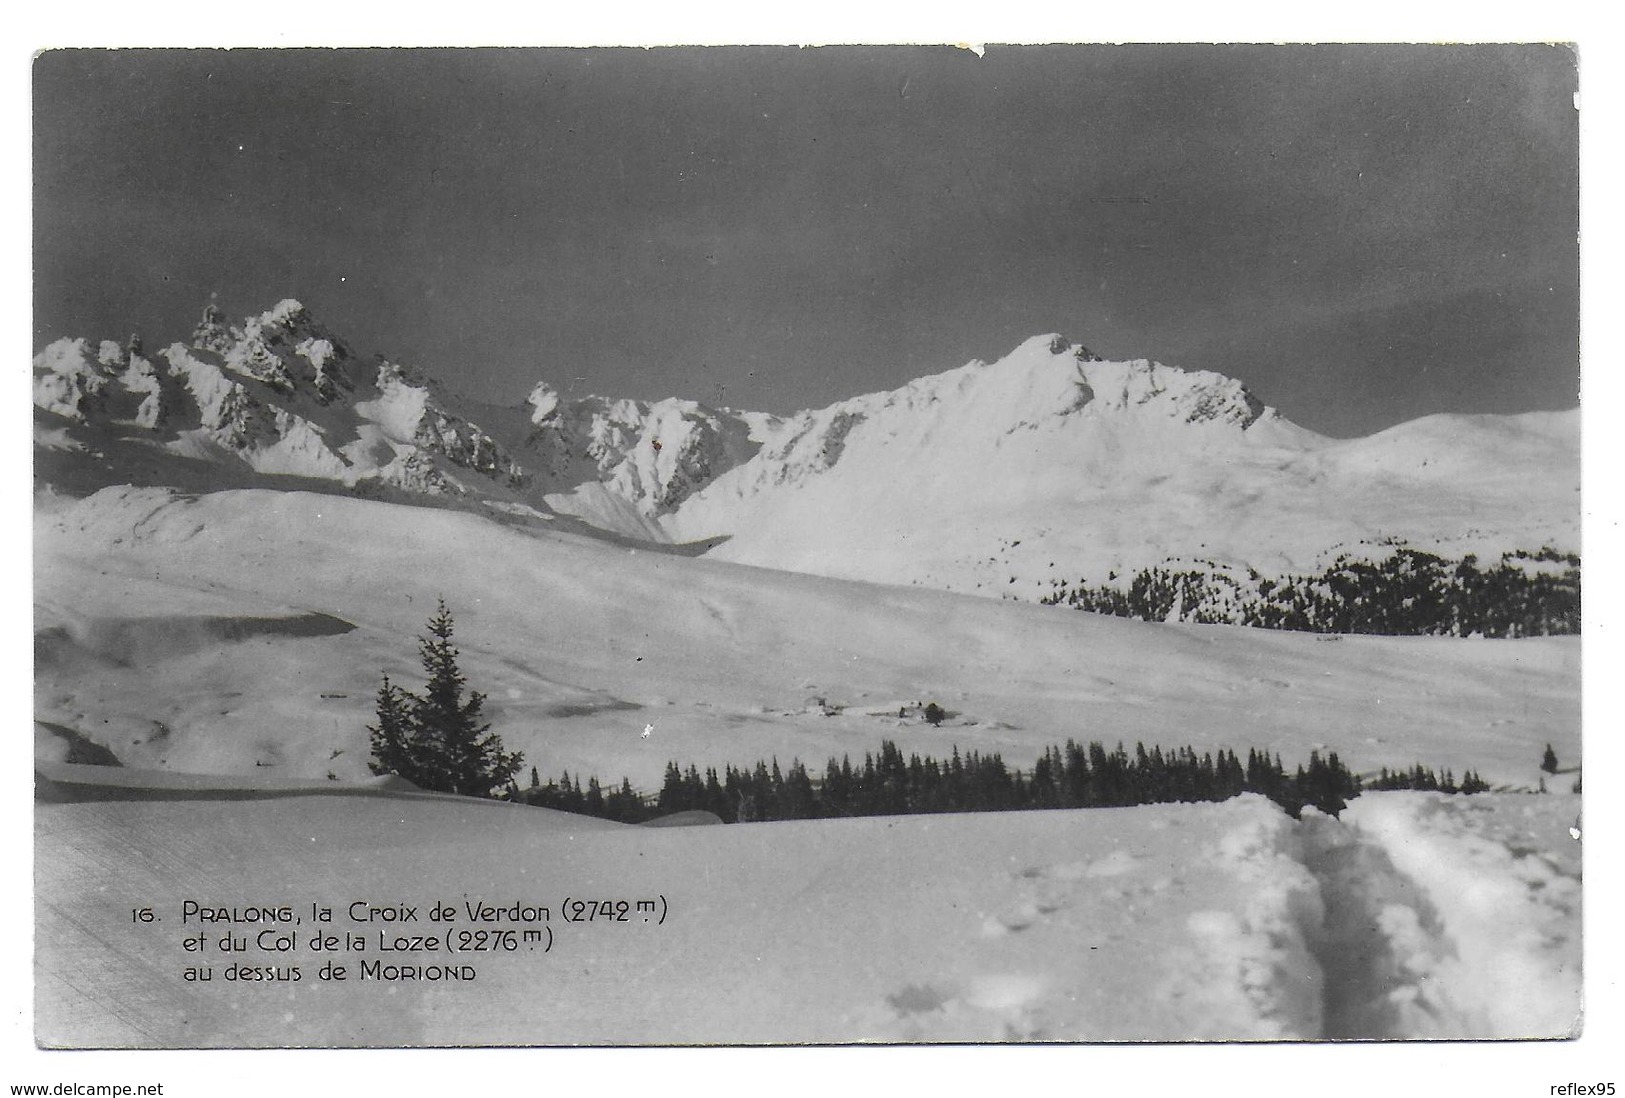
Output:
[[369, 599, 524, 798]]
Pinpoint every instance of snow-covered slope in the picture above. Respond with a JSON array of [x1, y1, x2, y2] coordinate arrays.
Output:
[[36, 769, 1580, 1045], [35, 484, 1578, 793], [658, 335, 1579, 594], [30, 297, 1587, 1052], [29, 476, 1586, 1048], [31, 356, 1583, 1049]]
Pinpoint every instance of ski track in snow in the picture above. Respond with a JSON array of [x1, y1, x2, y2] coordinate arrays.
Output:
[[848, 792, 1580, 1043], [1316, 793, 1583, 1039]]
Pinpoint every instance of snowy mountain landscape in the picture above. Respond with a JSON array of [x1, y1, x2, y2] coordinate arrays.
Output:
[[25, 42, 1593, 1079], [33, 298, 1582, 1045], [34, 299, 1580, 609]]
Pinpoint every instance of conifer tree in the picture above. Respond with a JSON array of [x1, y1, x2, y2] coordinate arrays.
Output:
[[367, 599, 524, 798], [367, 675, 425, 785], [1541, 743, 1559, 774]]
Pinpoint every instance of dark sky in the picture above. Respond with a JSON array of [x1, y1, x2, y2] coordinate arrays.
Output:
[[33, 45, 1579, 437]]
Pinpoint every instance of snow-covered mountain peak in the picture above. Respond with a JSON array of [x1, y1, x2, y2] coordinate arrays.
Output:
[[820, 334, 1279, 445], [35, 303, 1577, 614], [970, 332, 1264, 430], [189, 297, 364, 402], [526, 381, 563, 425], [35, 299, 535, 501], [1074, 357, 1270, 429], [651, 332, 1574, 595], [258, 297, 311, 327]]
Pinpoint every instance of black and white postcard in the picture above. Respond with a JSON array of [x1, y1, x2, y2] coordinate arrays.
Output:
[[28, 40, 1588, 1064]]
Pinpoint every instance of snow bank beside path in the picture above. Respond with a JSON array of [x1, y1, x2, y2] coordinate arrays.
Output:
[[1159, 801, 1326, 1039], [1332, 792, 1582, 1039]]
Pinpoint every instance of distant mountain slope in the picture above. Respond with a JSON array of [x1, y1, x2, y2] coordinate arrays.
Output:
[[33, 483, 1579, 790], [656, 335, 1578, 598], [34, 301, 1579, 615]]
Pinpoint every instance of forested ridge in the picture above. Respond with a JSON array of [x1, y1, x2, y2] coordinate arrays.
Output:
[[1041, 546, 1579, 637]]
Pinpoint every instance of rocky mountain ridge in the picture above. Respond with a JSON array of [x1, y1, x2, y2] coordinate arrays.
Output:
[[34, 300, 1580, 620]]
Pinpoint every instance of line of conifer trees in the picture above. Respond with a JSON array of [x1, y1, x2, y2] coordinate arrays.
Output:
[[508, 737, 1501, 825], [516, 768, 652, 823], [1366, 764, 1490, 794]]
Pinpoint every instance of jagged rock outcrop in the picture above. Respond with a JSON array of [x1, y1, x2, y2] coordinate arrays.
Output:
[[36, 299, 526, 497], [525, 387, 764, 515]]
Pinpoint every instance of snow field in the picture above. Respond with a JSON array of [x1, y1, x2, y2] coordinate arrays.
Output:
[[35, 771, 1581, 1046], [30, 475, 1583, 1047], [34, 486, 1579, 794]]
